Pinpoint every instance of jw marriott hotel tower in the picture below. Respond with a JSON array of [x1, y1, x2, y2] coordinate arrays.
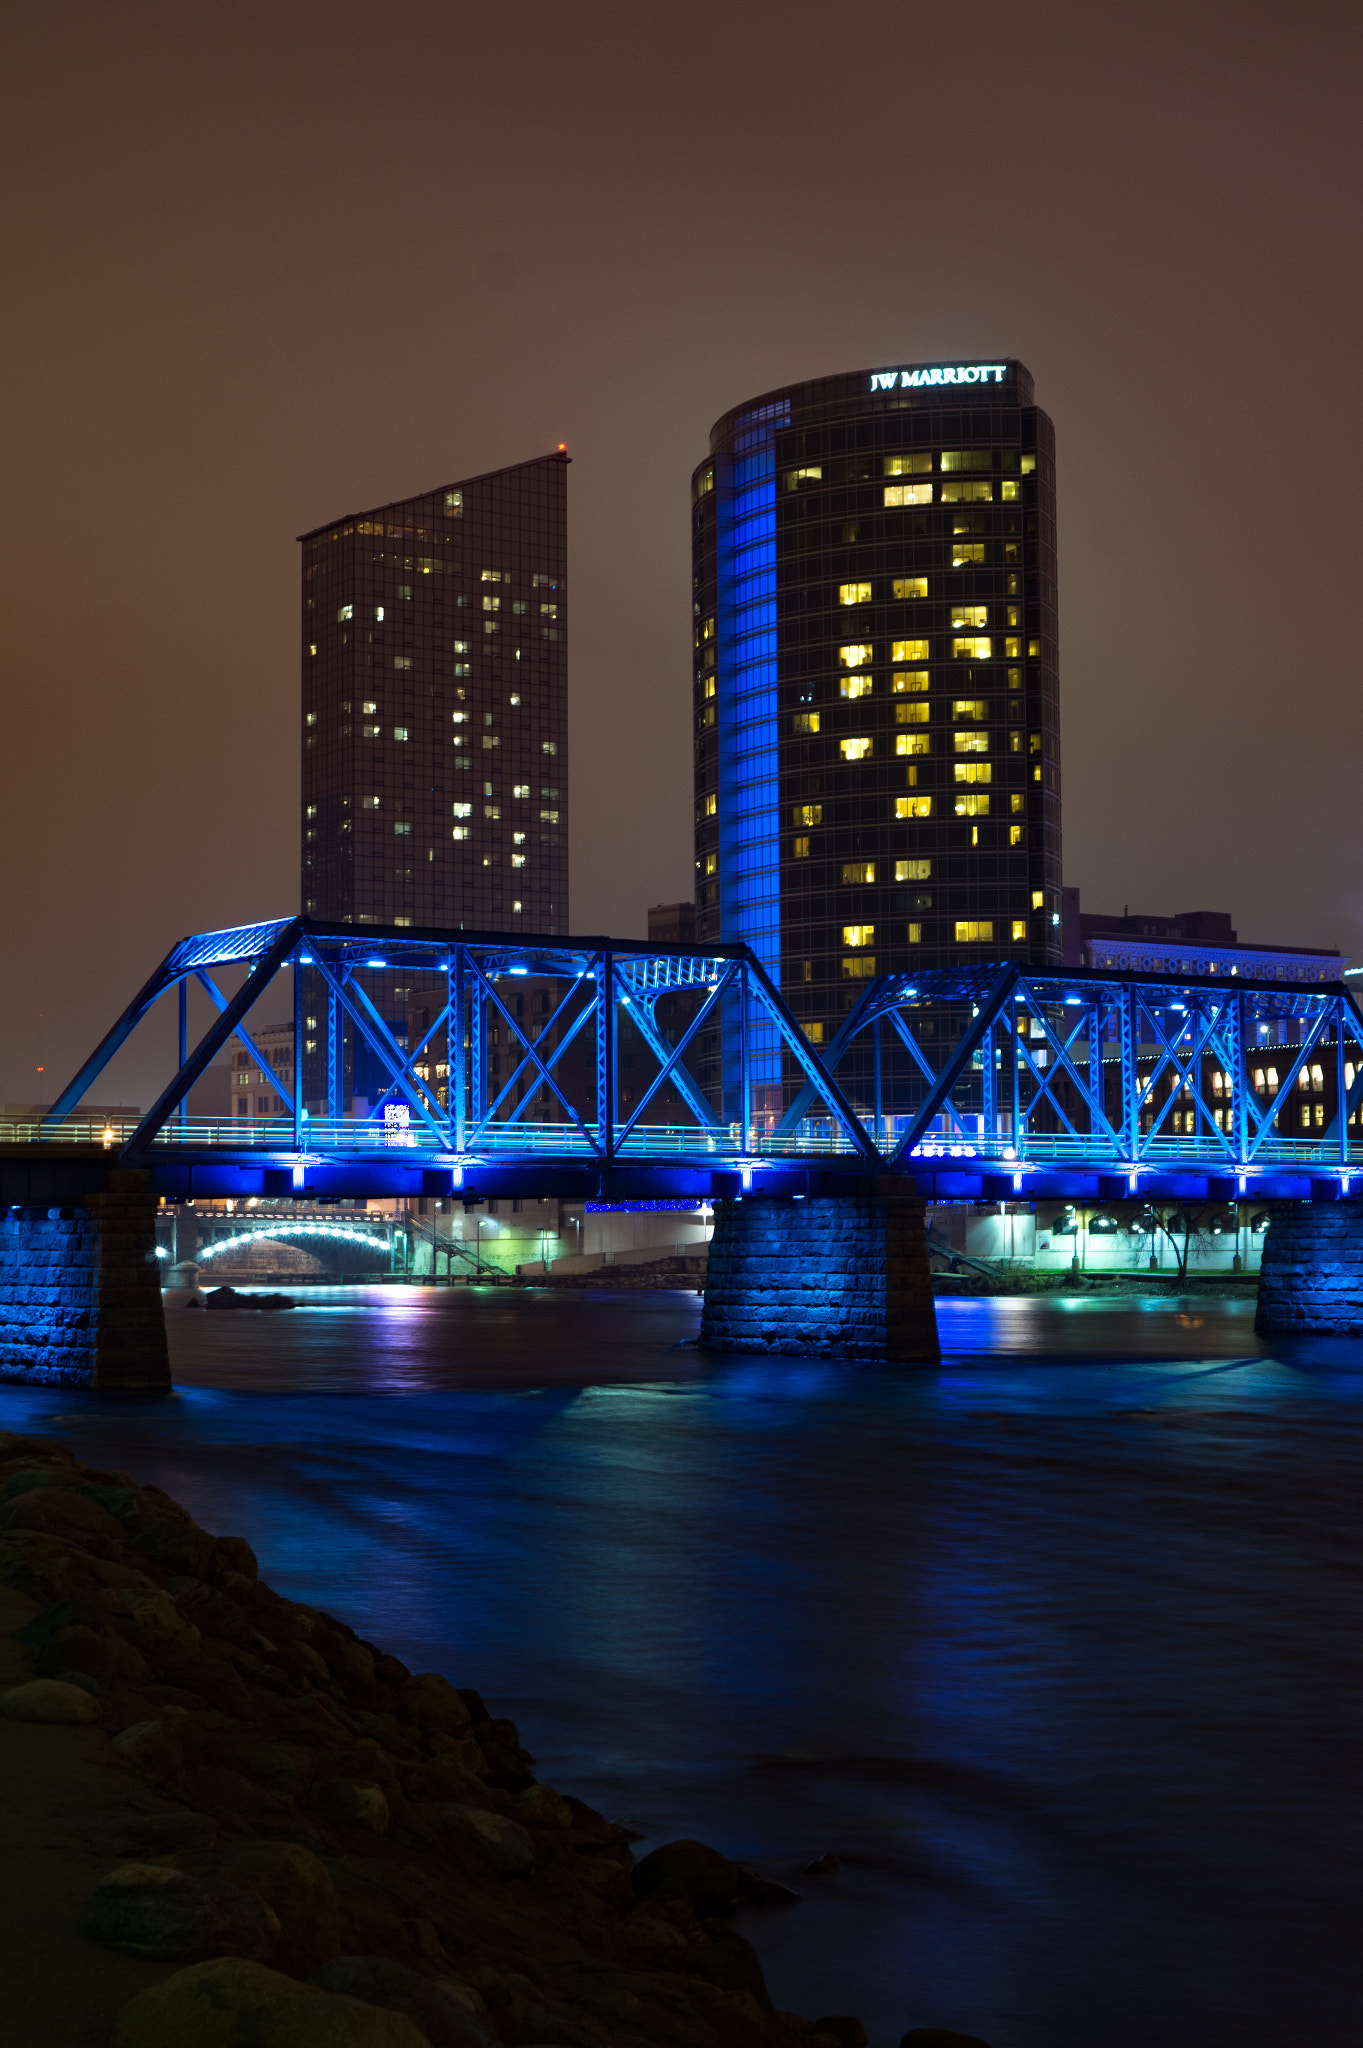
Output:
[[300, 451, 569, 931], [692, 359, 1061, 1075]]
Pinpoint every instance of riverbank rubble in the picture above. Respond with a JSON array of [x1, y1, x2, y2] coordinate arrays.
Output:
[[0, 1428, 989, 2048]]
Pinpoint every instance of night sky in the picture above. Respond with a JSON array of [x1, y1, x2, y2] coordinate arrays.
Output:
[[2, 3, 1359, 1104]]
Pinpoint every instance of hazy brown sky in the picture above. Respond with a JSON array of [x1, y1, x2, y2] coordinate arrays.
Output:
[[2, 2, 1360, 1104]]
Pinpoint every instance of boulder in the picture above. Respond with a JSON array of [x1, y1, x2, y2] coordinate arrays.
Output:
[[423, 1752, 495, 1809], [401, 1672, 472, 1736], [630, 1837, 746, 1917], [814, 2021, 868, 2047], [90, 1811, 220, 1860], [0, 1677, 102, 1724], [311, 1778, 390, 1833], [312, 1956, 500, 2048], [507, 1783, 573, 1830], [38, 1621, 150, 1685], [80, 1862, 280, 1962], [111, 1956, 429, 2046], [0, 1486, 127, 1541], [112, 1718, 186, 1790], [689, 1922, 773, 2008], [173, 1841, 342, 1978], [432, 1803, 536, 1875]]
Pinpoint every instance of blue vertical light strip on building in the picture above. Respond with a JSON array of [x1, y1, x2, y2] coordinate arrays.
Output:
[[718, 401, 788, 1106]]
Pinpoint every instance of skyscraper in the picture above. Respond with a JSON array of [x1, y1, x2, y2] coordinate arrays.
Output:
[[300, 451, 569, 932], [691, 359, 1061, 1109]]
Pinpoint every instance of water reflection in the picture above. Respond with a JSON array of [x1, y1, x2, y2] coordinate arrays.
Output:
[[4, 1288, 1360, 2047]]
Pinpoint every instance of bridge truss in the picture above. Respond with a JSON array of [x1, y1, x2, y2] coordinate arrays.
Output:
[[14, 922, 1363, 1203]]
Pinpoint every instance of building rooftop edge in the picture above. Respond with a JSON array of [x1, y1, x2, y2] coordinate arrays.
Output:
[[296, 449, 571, 545], [702, 356, 1037, 457]]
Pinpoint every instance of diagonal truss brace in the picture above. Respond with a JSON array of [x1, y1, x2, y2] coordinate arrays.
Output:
[[889, 963, 1019, 1166], [470, 964, 601, 1150], [613, 967, 732, 1145], [741, 954, 880, 1161], [308, 955, 447, 1147], [1010, 983, 1123, 1148], [193, 970, 295, 1114], [121, 919, 306, 1160]]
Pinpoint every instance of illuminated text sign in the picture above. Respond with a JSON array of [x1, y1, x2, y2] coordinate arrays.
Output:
[[870, 363, 1008, 392]]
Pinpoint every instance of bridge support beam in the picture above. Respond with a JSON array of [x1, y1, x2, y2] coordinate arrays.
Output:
[[0, 1170, 171, 1392], [1255, 1196, 1363, 1336], [700, 1183, 940, 1362]]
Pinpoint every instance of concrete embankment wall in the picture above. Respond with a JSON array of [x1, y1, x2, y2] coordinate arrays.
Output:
[[700, 1187, 939, 1362], [0, 1171, 170, 1391]]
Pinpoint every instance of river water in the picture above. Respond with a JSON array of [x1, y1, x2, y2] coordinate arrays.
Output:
[[3, 1287, 1360, 2046]]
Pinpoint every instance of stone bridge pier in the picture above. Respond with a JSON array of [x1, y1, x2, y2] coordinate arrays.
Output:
[[0, 1170, 171, 1392], [700, 1179, 940, 1362], [1255, 1195, 1363, 1336]]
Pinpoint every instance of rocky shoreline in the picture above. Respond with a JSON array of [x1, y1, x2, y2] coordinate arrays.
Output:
[[0, 1429, 987, 2048]]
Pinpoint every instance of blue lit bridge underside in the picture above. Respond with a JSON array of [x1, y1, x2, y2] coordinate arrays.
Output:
[[12, 919, 1363, 1205]]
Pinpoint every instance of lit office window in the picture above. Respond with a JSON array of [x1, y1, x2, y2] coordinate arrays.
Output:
[[892, 638, 929, 662], [839, 643, 873, 667], [885, 453, 932, 475], [893, 670, 929, 694], [953, 637, 992, 658], [955, 920, 995, 942], [840, 737, 872, 760], [896, 859, 931, 880], [885, 483, 932, 506], [951, 606, 987, 630], [839, 582, 872, 605], [896, 796, 933, 818], [841, 675, 872, 699], [893, 577, 928, 598], [841, 864, 875, 885]]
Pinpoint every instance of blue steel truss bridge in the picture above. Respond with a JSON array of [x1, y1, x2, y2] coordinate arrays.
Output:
[[8, 917, 1363, 1206]]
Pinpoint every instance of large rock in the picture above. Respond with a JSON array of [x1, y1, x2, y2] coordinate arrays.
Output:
[[0, 1486, 128, 1541], [630, 1837, 747, 1917], [112, 1718, 186, 1790], [311, 1777, 391, 1833], [80, 1862, 280, 1962], [173, 1841, 342, 1977], [689, 1924, 773, 2008], [312, 1956, 500, 2048], [0, 1677, 102, 1723], [111, 1956, 430, 2046], [432, 1803, 536, 1875], [401, 1672, 472, 1736], [38, 1620, 150, 1684]]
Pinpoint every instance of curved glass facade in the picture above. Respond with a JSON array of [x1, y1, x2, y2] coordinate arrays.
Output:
[[693, 360, 1062, 1112]]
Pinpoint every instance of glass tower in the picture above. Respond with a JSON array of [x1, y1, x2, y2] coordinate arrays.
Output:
[[692, 360, 1061, 1113], [300, 451, 569, 933]]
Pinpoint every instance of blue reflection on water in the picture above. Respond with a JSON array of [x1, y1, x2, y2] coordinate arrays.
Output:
[[3, 1287, 1361, 2047]]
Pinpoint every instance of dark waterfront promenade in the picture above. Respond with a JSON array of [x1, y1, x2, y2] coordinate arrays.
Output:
[[2, 1288, 1359, 2046]]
